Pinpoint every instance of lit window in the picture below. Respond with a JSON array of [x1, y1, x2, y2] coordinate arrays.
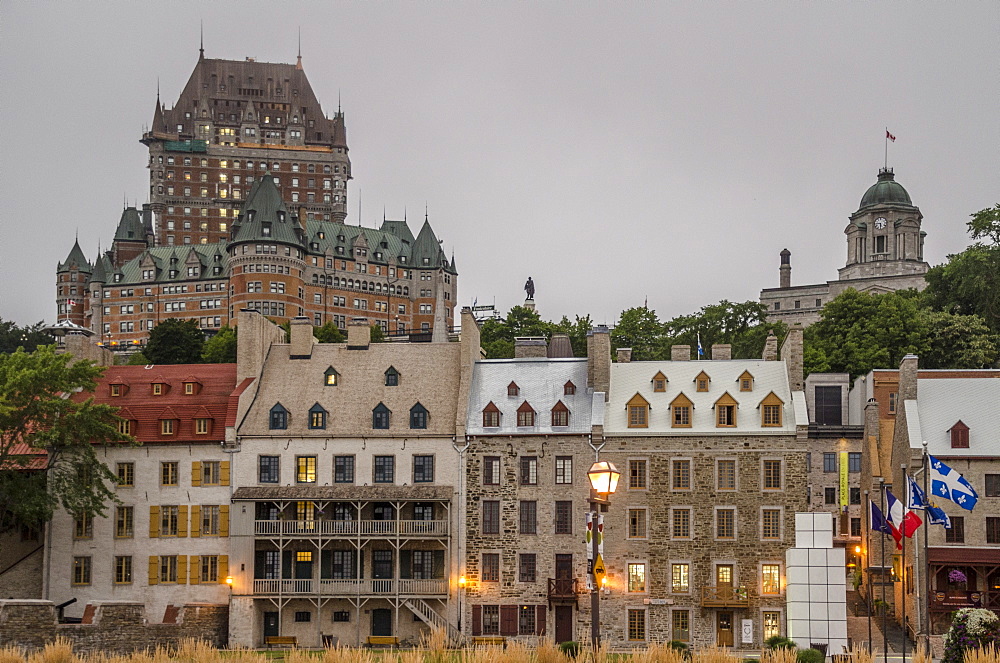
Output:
[[309, 403, 327, 429], [762, 564, 781, 595], [671, 563, 689, 593], [763, 612, 781, 640], [628, 563, 647, 592], [296, 456, 316, 483]]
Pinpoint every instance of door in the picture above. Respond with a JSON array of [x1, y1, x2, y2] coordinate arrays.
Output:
[[555, 554, 573, 595], [371, 608, 392, 636], [372, 550, 393, 593], [717, 611, 734, 647], [716, 564, 734, 601], [555, 605, 573, 643], [263, 612, 279, 638]]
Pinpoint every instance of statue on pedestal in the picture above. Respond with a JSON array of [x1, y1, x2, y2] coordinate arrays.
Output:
[[524, 277, 535, 300]]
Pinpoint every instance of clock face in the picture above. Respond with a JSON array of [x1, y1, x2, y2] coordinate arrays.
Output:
[[874, 217, 887, 230]]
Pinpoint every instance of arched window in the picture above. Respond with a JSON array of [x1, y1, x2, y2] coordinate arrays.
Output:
[[372, 403, 391, 430], [270, 403, 289, 430], [410, 403, 428, 429]]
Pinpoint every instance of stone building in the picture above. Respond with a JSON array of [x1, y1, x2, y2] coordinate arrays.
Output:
[[760, 168, 929, 326], [44, 363, 241, 623], [225, 309, 480, 647], [56, 50, 458, 348], [462, 333, 603, 644]]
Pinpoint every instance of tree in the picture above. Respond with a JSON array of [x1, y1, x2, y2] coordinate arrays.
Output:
[[611, 307, 666, 361], [369, 324, 386, 343], [314, 322, 344, 343], [0, 318, 53, 354], [0, 346, 133, 532], [201, 326, 238, 363], [125, 351, 150, 366], [551, 314, 594, 357], [919, 310, 998, 369], [479, 306, 553, 359], [144, 319, 205, 364], [967, 203, 1000, 245], [663, 300, 787, 360]]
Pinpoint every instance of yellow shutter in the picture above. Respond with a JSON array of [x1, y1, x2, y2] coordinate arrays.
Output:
[[148, 556, 159, 585], [220, 460, 230, 486], [191, 461, 202, 487], [219, 505, 230, 537], [218, 555, 229, 584], [177, 555, 188, 584], [149, 506, 160, 538], [190, 506, 202, 538], [189, 556, 201, 585], [178, 505, 188, 537]]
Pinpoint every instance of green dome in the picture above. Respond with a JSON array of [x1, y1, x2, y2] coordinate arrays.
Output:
[[860, 169, 912, 208]]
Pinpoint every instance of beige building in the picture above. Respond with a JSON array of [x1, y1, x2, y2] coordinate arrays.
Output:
[[226, 309, 480, 647]]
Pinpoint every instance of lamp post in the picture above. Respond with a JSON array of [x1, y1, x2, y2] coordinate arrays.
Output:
[[587, 461, 620, 651]]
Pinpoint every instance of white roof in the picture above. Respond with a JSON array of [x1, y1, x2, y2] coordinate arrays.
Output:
[[606, 359, 799, 434], [466, 358, 595, 435], [908, 378, 1000, 456]]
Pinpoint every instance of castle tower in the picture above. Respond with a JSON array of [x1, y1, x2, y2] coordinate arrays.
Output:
[[839, 168, 928, 281], [56, 240, 92, 325], [111, 207, 150, 267], [227, 173, 306, 324], [779, 248, 791, 288]]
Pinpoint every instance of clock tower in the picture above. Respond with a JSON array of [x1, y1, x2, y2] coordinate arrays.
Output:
[[839, 168, 928, 282]]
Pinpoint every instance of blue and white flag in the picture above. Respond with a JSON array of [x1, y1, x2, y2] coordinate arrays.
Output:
[[926, 503, 952, 529], [697, 333, 704, 357], [907, 474, 928, 510], [928, 455, 978, 511]]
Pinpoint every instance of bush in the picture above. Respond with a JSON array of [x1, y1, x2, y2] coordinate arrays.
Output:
[[766, 636, 797, 650], [796, 649, 824, 663], [668, 641, 691, 659], [943, 608, 1000, 663], [559, 641, 581, 658]]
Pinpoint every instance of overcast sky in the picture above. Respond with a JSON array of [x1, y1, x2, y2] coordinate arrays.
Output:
[[1, 2, 997, 327]]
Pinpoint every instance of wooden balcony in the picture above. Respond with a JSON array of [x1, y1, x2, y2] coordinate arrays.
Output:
[[250, 578, 448, 597], [700, 586, 750, 608], [253, 519, 449, 537], [548, 578, 581, 603]]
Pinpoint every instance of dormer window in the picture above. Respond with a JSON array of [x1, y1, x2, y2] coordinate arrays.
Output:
[[695, 371, 711, 392], [551, 401, 569, 427], [183, 380, 201, 395], [151, 382, 166, 396], [738, 371, 754, 392], [670, 392, 693, 428], [516, 402, 536, 427], [652, 371, 668, 393], [507, 382, 519, 397], [111, 384, 122, 397], [714, 392, 738, 428], [308, 403, 327, 430], [324, 367, 339, 386], [385, 367, 399, 387], [950, 421, 970, 449], [482, 402, 501, 428], [373, 403, 391, 430], [564, 381, 576, 396], [759, 392, 784, 427], [627, 393, 650, 428], [410, 403, 428, 429], [270, 403, 289, 430], [261, 223, 271, 237]]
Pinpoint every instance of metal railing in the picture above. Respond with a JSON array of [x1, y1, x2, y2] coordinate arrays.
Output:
[[251, 578, 448, 596], [252, 519, 449, 537]]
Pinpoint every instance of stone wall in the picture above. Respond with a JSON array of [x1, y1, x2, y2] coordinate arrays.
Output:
[[0, 600, 228, 654]]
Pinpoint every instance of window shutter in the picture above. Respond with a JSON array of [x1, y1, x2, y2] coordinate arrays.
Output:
[[191, 461, 202, 486], [471, 605, 482, 636], [535, 605, 546, 635], [282, 551, 292, 579], [149, 506, 160, 538], [433, 551, 445, 579], [218, 555, 228, 583], [400, 550, 412, 579], [219, 505, 230, 537], [189, 556, 201, 584], [500, 605, 518, 636], [177, 555, 188, 583], [321, 550, 333, 579], [148, 556, 159, 585], [221, 461, 231, 486], [190, 506, 201, 538], [178, 505, 188, 537]]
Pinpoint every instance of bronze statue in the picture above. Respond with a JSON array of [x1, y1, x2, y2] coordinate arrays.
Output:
[[524, 277, 535, 299]]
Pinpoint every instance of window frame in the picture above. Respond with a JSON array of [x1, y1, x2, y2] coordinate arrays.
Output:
[[761, 507, 783, 540], [716, 458, 737, 491], [412, 455, 434, 483], [373, 455, 395, 483], [628, 458, 648, 490], [555, 456, 573, 485], [481, 501, 500, 535], [258, 455, 280, 483], [715, 507, 737, 540], [295, 455, 317, 483], [627, 507, 648, 539], [671, 458, 692, 491]]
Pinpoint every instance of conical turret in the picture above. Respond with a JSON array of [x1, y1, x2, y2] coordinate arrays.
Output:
[[231, 173, 305, 248], [58, 239, 92, 273]]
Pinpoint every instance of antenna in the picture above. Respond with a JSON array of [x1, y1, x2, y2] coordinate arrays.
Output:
[[199, 21, 204, 60], [296, 27, 303, 69]]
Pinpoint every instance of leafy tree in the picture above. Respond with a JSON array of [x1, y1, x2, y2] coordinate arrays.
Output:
[[0, 346, 133, 532], [201, 326, 238, 363], [314, 322, 344, 343], [144, 319, 205, 364], [919, 310, 998, 369], [967, 203, 1000, 245], [611, 307, 666, 361], [370, 323, 386, 343], [551, 314, 594, 358], [0, 318, 53, 354], [479, 306, 553, 359], [125, 351, 150, 366], [663, 300, 787, 360]]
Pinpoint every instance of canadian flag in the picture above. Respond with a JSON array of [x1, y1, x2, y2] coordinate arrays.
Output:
[[886, 130, 896, 142], [67, 299, 78, 306], [885, 489, 922, 549]]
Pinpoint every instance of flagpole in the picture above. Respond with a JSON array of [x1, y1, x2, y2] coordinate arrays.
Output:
[[885, 128, 888, 170], [866, 491, 873, 652], [900, 466, 908, 663], [880, 478, 888, 663], [922, 442, 931, 648]]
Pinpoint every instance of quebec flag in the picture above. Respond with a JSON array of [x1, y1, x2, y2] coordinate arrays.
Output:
[[928, 455, 978, 511]]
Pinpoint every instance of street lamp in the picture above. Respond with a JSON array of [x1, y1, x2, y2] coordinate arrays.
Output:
[[587, 461, 620, 650]]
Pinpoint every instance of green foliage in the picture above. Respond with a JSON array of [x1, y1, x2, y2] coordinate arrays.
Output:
[[664, 300, 787, 360], [370, 324, 386, 343], [0, 318, 53, 354], [201, 326, 238, 363], [558, 641, 581, 657], [924, 244, 1000, 335], [612, 307, 667, 361], [765, 635, 797, 650], [479, 306, 554, 359], [144, 319, 205, 364], [0, 346, 135, 532], [967, 203, 1000, 246], [943, 608, 1000, 663], [314, 322, 344, 344], [920, 310, 998, 369], [667, 640, 691, 658], [796, 650, 824, 663], [551, 314, 594, 358], [125, 351, 150, 366]]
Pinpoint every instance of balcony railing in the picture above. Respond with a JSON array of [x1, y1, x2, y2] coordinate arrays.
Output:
[[253, 519, 449, 537], [251, 578, 448, 596], [548, 578, 581, 601], [701, 586, 751, 608]]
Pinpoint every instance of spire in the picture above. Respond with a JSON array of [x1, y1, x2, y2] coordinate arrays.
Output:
[[199, 21, 204, 60], [296, 27, 303, 70]]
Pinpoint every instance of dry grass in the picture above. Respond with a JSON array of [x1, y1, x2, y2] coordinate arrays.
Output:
[[964, 645, 1000, 663], [691, 647, 740, 663], [630, 642, 686, 663], [760, 647, 796, 663], [912, 642, 931, 663], [0, 645, 27, 663], [844, 644, 872, 663]]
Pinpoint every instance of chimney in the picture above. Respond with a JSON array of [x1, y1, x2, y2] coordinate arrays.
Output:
[[289, 316, 313, 359], [514, 337, 548, 359], [779, 249, 792, 289], [711, 344, 731, 361], [456, 308, 482, 438], [347, 317, 371, 349], [779, 324, 804, 391], [616, 348, 632, 363], [548, 334, 573, 358], [762, 330, 778, 361], [237, 308, 285, 381], [898, 354, 919, 401], [864, 398, 882, 477], [588, 326, 611, 397], [298, 206, 309, 233], [671, 345, 691, 361]]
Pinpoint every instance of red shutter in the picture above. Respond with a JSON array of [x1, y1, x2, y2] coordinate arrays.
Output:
[[472, 605, 482, 636], [500, 605, 518, 636], [535, 605, 547, 635]]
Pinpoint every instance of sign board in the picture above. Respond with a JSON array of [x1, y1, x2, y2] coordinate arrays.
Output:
[[839, 450, 850, 507], [741, 619, 754, 644], [472, 305, 495, 311], [592, 554, 607, 587]]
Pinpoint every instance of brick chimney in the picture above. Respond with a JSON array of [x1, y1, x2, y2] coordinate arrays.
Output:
[[762, 330, 778, 361], [779, 324, 804, 391], [237, 308, 286, 381], [616, 348, 632, 363], [588, 326, 611, 396], [347, 317, 371, 349], [898, 354, 919, 401], [671, 345, 691, 361], [514, 337, 548, 358], [711, 344, 731, 361], [289, 316, 313, 359]]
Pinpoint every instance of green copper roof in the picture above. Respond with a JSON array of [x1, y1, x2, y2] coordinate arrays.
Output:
[[114, 207, 147, 242], [58, 240, 92, 273], [231, 173, 305, 248], [112, 243, 230, 285], [860, 169, 913, 208]]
